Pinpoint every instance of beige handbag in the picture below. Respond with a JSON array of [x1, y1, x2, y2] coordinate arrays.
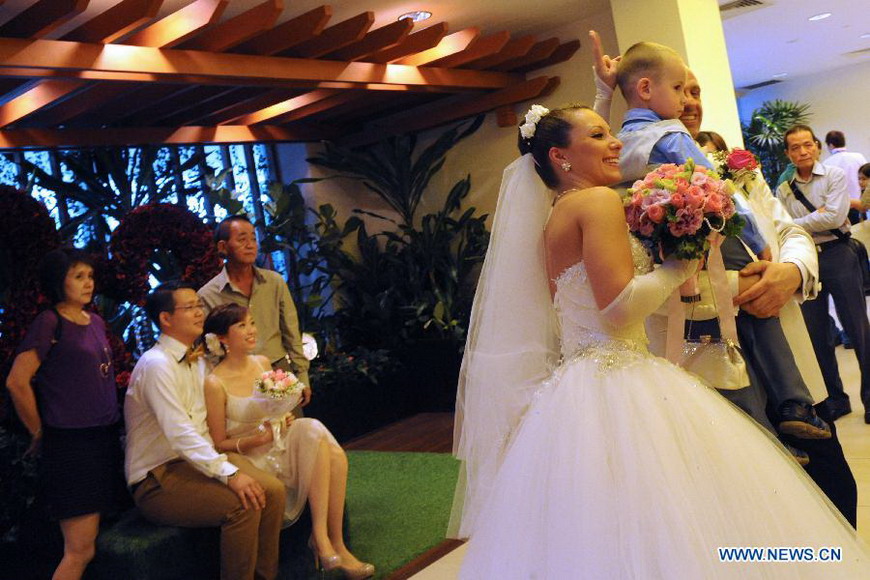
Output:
[[677, 270, 750, 390], [679, 334, 749, 390]]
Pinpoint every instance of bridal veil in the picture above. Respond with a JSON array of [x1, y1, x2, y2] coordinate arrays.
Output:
[[448, 154, 560, 538]]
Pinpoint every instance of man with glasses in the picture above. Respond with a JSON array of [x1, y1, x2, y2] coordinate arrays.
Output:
[[125, 281, 285, 580], [778, 125, 870, 425], [198, 216, 311, 411]]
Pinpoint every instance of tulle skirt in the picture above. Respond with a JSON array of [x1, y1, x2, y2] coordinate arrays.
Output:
[[459, 349, 870, 578]]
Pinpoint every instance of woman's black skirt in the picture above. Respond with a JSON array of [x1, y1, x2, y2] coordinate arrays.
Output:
[[40, 423, 124, 521]]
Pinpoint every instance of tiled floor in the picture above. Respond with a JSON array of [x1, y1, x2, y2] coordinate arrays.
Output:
[[410, 342, 870, 578]]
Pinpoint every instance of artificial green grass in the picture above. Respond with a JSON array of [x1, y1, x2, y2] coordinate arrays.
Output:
[[346, 451, 460, 579]]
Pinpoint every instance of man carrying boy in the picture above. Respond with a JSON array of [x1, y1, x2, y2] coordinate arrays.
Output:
[[125, 281, 285, 580], [611, 41, 830, 445]]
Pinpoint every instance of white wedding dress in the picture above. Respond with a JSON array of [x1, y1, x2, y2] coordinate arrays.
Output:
[[459, 238, 870, 578], [221, 372, 338, 525]]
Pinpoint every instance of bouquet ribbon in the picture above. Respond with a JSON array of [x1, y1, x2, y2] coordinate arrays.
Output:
[[664, 233, 738, 364], [269, 414, 290, 453]]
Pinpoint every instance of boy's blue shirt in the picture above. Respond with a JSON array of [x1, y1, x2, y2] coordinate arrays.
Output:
[[619, 108, 767, 255], [620, 109, 714, 170]]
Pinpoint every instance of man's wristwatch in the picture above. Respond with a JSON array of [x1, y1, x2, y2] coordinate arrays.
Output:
[[680, 294, 702, 303]]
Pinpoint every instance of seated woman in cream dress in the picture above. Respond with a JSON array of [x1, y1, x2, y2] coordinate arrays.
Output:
[[203, 304, 373, 579]]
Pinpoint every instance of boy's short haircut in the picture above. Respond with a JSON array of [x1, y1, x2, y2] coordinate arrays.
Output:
[[616, 42, 682, 101]]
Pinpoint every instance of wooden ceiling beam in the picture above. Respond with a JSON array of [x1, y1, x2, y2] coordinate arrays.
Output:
[[492, 37, 559, 71], [464, 35, 536, 70], [63, 83, 177, 127], [62, 0, 163, 44], [0, 66, 484, 94], [231, 5, 332, 56], [231, 89, 351, 125], [394, 28, 480, 66], [282, 12, 374, 58], [179, 0, 283, 52], [0, 0, 89, 38], [343, 76, 559, 146], [0, 37, 521, 90], [155, 87, 270, 127], [0, 79, 85, 127], [123, 0, 227, 48], [325, 18, 413, 61], [0, 124, 336, 149], [0, 0, 226, 128], [511, 39, 581, 73], [229, 19, 417, 129], [98, 1, 282, 129], [192, 89, 297, 125], [424, 31, 510, 68], [367, 22, 448, 63], [116, 85, 212, 126], [14, 82, 139, 128]]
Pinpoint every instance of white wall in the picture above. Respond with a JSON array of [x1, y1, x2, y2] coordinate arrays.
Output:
[[424, 8, 622, 223], [737, 61, 870, 161]]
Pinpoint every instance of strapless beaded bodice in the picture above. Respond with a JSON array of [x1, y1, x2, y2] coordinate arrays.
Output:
[[553, 235, 653, 358]]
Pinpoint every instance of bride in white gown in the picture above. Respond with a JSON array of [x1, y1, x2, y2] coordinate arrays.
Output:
[[451, 104, 870, 577]]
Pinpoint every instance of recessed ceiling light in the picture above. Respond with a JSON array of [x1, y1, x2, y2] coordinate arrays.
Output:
[[808, 12, 832, 21], [861, 33, 870, 39], [772, 72, 788, 79], [398, 10, 432, 23]]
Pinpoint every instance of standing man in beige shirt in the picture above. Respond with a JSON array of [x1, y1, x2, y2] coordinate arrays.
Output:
[[198, 216, 311, 411]]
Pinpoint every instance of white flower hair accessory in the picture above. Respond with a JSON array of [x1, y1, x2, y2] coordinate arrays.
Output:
[[519, 104, 550, 141], [204, 333, 225, 357]]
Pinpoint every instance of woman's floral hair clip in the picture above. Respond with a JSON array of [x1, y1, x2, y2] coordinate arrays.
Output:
[[519, 104, 550, 141], [204, 332, 225, 357]]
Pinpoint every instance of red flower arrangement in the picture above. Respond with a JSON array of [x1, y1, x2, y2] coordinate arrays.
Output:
[[108, 203, 221, 305], [0, 186, 60, 416]]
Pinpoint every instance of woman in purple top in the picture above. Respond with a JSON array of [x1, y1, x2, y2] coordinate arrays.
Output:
[[6, 248, 122, 580]]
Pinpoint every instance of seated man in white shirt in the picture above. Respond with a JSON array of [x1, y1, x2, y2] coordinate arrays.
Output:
[[124, 281, 285, 580]]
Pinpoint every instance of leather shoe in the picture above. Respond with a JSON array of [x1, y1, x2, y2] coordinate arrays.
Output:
[[778, 400, 831, 439], [782, 442, 809, 466], [816, 398, 852, 422], [865, 411, 870, 425]]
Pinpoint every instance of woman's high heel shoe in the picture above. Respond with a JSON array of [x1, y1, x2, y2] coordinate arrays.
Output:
[[337, 561, 375, 580], [308, 536, 341, 574]]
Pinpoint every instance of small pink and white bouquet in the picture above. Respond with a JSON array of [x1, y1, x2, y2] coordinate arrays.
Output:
[[625, 158, 745, 259], [255, 368, 304, 408]]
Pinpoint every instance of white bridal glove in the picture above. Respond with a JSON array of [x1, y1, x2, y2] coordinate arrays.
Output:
[[600, 257, 697, 328]]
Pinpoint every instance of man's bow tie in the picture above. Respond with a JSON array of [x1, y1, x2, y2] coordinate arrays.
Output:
[[179, 344, 205, 365]]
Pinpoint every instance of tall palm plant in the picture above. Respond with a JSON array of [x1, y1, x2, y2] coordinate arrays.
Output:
[[307, 115, 484, 226], [20, 146, 202, 245]]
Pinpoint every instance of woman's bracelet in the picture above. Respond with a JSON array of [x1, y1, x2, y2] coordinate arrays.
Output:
[[235, 437, 243, 454], [31, 428, 42, 439]]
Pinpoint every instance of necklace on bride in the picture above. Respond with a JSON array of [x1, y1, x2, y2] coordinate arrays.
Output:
[[553, 188, 580, 205]]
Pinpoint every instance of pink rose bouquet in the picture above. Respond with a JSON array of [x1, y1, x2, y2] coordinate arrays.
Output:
[[625, 159, 744, 259], [255, 368, 304, 401]]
